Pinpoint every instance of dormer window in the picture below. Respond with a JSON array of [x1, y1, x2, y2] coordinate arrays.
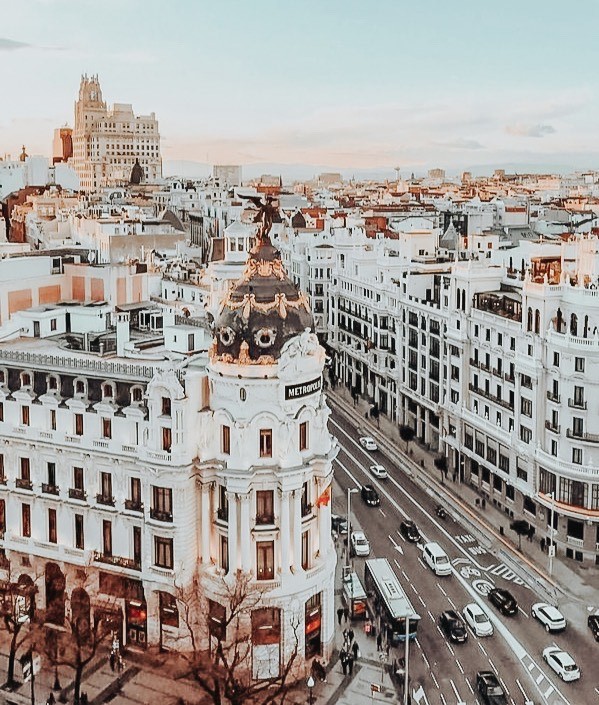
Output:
[[0, 370, 5, 385], [74, 379, 87, 396], [21, 373, 31, 388], [47, 375, 60, 393], [102, 383, 114, 399], [131, 386, 143, 404], [161, 397, 171, 417]]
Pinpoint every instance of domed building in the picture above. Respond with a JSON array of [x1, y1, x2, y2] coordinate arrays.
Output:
[[196, 206, 337, 677]]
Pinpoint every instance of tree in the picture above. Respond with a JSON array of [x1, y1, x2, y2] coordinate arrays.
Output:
[[177, 570, 301, 705], [0, 573, 37, 690], [41, 586, 115, 705], [399, 425, 415, 453], [434, 456, 448, 482], [510, 520, 530, 551]]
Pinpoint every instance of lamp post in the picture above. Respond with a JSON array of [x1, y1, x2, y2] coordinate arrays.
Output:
[[346, 487, 359, 569], [548, 491, 557, 576], [306, 675, 315, 705], [403, 613, 420, 705]]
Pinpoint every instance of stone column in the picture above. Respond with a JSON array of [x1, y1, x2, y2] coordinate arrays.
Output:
[[279, 490, 290, 574], [292, 489, 302, 571], [227, 491, 238, 573], [239, 493, 251, 572], [200, 483, 211, 563]]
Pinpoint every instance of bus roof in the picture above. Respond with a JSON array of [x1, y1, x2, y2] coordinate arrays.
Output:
[[365, 558, 419, 620]]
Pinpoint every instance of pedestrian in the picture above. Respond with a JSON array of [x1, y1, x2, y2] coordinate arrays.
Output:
[[340, 647, 347, 663], [376, 633, 382, 651], [343, 606, 349, 623], [342, 627, 348, 643], [80, 693, 88, 705], [352, 640, 359, 659], [348, 654, 354, 675], [47, 694, 56, 705], [117, 653, 124, 673], [109, 651, 116, 672], [540, 538, 546, 552], [337, 607, 344, 625], [348, 627, 354, 644], [341, 655, 348, 676]]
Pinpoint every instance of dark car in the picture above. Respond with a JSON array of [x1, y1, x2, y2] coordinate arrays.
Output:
[[331, 514, 348, 535], [588, 614, 599, 641], [439, 610, 468, 643], [488, 588, 518, 616], [476, 670, 507, 705], [361, 484, 380, 507], [400, 520, 421, 543]]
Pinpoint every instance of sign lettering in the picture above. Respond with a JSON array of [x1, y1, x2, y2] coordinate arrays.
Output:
[[284, 377, 321, 400]]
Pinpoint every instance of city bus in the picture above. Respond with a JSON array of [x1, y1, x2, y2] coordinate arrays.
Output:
[[341, 566, 368, 619], [364, 558, 420, 645]]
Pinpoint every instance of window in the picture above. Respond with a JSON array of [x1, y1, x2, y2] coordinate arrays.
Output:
[[572, 447, 583, 465], [47, 462, 56, 486], [521, 398, 532, 417], [573, 417, 584, 437], [221, 425, 230, 455], [152, 486, 173, 518], [252, 607, 280, 645], [256, 490, 274, 524], [573, 385, 585, 407], [519, 425, 532, 443], [73, 466, 84, 491], [133, 526, 142, 565], [551, 440, 558, 457], [130, 477, 141, 506], [102, 417, 112, 439], [20, 458, 30, 481], [100, 472, 112, 500], [159, 592, 179, 628], [155, 537, 174, 569], [50, 409, 57, 431], [75, 514, 84, 549], [75, 380, 85, 395], [74, 413, 84, 436], [132, 387, 143, 403], [21, 406, 30, 426], [559, 478, 587, 507], [256, 541, 274, 580], [301, 531, 310, 570], [21, 373, 31, 387], [162, 427, 172, 452], [220, 535, 229, 573], [161, 397, 171, 416], [208, 600, 227, 641], [505, 484, 514, 501], [102, 383, 113, 399], [523, 496, 536, 516], [575, 356, 585, 372], [299, 422, 308, 451], [48, 508, 57, 544], [516, 463, 528, 482], [0, 402, 3, 422], [103, 520, 112, 556], [0, 499, 5, 536], [22, 504, 31, 537], [259, 429, 273, 458], [539, 468, 556, 495]]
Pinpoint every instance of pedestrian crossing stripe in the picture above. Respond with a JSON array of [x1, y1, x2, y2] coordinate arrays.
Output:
[[454, 534, 475, 544], [468, 546, 486, 555]]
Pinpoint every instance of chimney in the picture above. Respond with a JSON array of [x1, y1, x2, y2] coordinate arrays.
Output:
[[116, 312, 130, 356]]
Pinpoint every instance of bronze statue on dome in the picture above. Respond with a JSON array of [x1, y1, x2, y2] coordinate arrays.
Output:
[[240, 194, 279, 244]]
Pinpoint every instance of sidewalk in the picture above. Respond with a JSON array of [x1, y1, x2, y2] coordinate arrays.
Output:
[[326, 385, 599, 611]]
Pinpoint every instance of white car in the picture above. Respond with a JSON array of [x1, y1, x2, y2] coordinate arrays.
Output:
[[542, 646, 580, 681], [531, 603, 566, 632], [369, 464, 388, 479], [350, 531, 371, 557], [462, 603, 493, 637], [359, 436, 378, 451]]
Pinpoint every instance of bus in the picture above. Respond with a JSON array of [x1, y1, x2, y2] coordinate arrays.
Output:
[[364, 558, 420, 645], [341, 566, 368, 620]]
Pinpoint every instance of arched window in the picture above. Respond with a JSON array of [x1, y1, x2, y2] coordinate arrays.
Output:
[[102, 383, 114, 399], [556, 308, 563, 333], [527, 307, 533, 332], [534, 309, 541, 335], [584, 315, 589, 338], [570, 313, 578, 337], [131, 386, 143, 403]]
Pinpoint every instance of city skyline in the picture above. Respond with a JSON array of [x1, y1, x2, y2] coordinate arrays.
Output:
[[2, 0, 599, 176]]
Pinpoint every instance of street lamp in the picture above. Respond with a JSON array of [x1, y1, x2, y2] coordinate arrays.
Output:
[[403, 613, 420, 705], [548, 491, 557, 576], [346, 487, 359, 569], [306, 675, 315, 705]]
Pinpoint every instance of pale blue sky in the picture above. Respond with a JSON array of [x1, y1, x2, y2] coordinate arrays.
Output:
[[2, 0, 599, 174]]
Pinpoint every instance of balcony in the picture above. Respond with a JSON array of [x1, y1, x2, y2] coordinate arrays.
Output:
[[545, 421, 560, 434], [68, 488, 87, 501], [566, 536, 584, 548], [93, 551, 141, 571], [546, 391, 560, 403], [492, 367, 503, 378], [216, 507, 228, 523], [566, 429, 599, 443], [150, 508, 173, 522], [41, 483, 60, 496], [504, 372, 515, 383], [96, 494, 115, 507], [124, 499, 144, 513], [15, 478, 33, 491], [468, 383, 513, 410], [255, 513, 275, 526], [568, 398, 587, 410]]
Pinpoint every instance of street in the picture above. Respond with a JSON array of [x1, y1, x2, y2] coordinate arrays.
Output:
[[331, 410, 599, 705]]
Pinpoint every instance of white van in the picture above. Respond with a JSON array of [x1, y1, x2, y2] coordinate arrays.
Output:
[[423, 542, 451, 576]]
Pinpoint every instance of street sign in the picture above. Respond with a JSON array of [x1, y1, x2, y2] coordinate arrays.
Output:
[[548, 545, 556, 557]]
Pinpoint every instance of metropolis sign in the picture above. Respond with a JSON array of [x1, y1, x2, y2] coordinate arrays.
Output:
[[285, 376, 322, 400]]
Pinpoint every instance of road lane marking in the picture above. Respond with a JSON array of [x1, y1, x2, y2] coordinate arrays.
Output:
[[421, 652, 430, 669], [518, 606, 529, 618], [465, 677, 474, 694], [527, 662, 534, 671], [535, 673, 544, 684], [515, 678, 529, 701], [543, 684, 554, 698], [396, 529, 406, 542], [388, 535, 404, 555], [437, 582, 447, 597], [449, 679, 461, 701], [455, 658, 464, 675], [427, 610, 435, 622], [417, 594, 426, 608], [447, 596, 457, 610], [439, 693, 447, 705], [477, 642, 487, 656], [488, 658, 498, 675], [379, 508, 386, 518], [430, 672, 439, 689]]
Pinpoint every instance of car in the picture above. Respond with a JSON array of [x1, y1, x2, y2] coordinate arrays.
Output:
[[399, 520, 421, 543], [588, 614, 599, 641], [531, 603, 566, 632], [462, 603, 493, 637], [361, 484, 380, 507], [331, 514, 348, 535], [359, 436, 378, 451], [542, 645, 581, 681], [369, 464, 388, 479], [488, 588, 518, 616], [476, 670, 507, 705], [439, 610, 468, 643], [350, 531, 371, 557]]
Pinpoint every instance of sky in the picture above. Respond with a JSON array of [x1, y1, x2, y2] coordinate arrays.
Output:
[[2, 0, 599, 177]]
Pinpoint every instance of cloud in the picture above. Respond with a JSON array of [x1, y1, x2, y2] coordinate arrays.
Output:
[[505, 123, 556, 138], [0, 37, 31, 51], [433, 138, 485, 150]]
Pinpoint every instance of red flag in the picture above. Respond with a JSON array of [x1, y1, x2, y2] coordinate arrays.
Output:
[[316, 486, 331, 507]]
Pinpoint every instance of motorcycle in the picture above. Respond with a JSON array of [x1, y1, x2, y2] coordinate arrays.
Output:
[[436, 504, 448, 520]]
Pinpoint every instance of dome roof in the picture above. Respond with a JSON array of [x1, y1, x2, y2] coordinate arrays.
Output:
[[212, 236, 314, 364]]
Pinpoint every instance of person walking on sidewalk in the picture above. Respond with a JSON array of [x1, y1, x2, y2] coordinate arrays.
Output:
[[348, 654, 355, 676], [376, 632, 382, 651], [343, 606, 349, 623], [351, 640, 359, 659], [348, 627, 354, 644], [340, 653, 348, 676], [337, 607, 344, 625]]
